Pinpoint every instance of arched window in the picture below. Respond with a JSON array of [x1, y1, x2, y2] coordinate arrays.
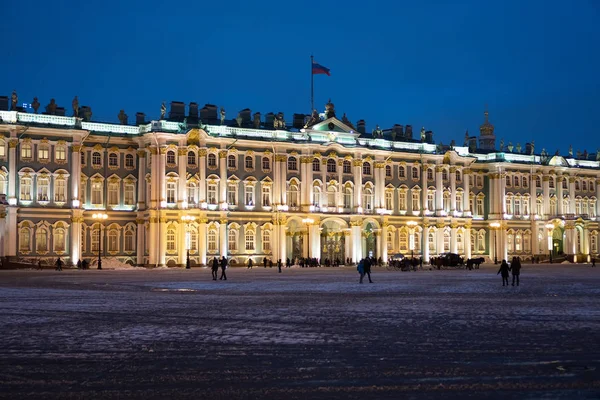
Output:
[[167, 151, 176, 165], [166, 228, 176, 252], [443, 230, 450, 252], [108, 229, 119, 252], [21, 143, 32, 159], [455, 170, 461, 182], [427, 168, 434, 181], [187, 151, 196, 166], [262, 157, 270, 171], [312, 186, 321, 206], [125, 153, 134, 168], [443, 191, 451, 212], [583, 181, 588, 191], [245, 155, 253, 169], [363, 187, 374, 211], [515, 233, 522, 252], [442, 169, 448, 181], [478, 231, 485, 252], [549, 177, 555, 189], [457, 232, 464, 253], [288, 183, 299, 207], [19, 227, 31, 252], [344, 187, 353, 209], [312, 158, 321, 172], [91, 227, 100, 252], [262, 229, 271, 252], [385, 165, 392, 178], [227, 154, 236, 168], [287, 157, 297, 171], [398, 166, 406, 178], [522, 176, 528, 187], [37, 176, 50, 202], [92, 152, 102, 166], [54, 228, 66, 252], [190, 230, 198, 252], [124, 229, 135, 252], [343, 160, 351, 174], [399, 231, 408, 252], [506, 175, 511, 187], [208, 229, 218, 252], [327, 185, 337, 207], [428, 232, 436, 252], [108, 153, 118, 167], [326, 159, 336, 173], [245, 229, 255, 251], [507, 233, 514, 253], [208, 153, 217, 167], [36, 227, 48, 252], [228, 230, 238, 251], [387, 231, 394, 251], [20, 177, 32, 201], [535, 176, 541, 188], [362, 162, 371, 176], [575, 181, 580, 191], [514, 176, 520, 187]]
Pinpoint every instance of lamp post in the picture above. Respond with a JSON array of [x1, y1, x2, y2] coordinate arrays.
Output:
[[545, 223, 554, 263], [302, 217, 314, 259], [489, 221, 501, 264], [92, 213, 108, 269], [407, 220, 418, 260], [181, 215, 195, 269]]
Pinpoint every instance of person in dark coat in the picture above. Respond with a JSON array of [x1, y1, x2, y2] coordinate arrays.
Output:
[[592, 257, 596, 267], [497, 259, 510, 286], [76, 259, 82, 270], [55, 257, 63, 271], [263, 257, 267, 268], [219, 256, 228, 280], [38, 260, 43, 270], [511, 257, 521, 286], [247, 258, 253, 269], [363, 257, 373, 283], [358, 259, 365, 283], [277, 259, 282, 273], [211, 257, 219, 280]]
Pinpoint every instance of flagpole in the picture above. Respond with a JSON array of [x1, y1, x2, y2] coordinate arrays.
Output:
[[310, 55, 314, 114]]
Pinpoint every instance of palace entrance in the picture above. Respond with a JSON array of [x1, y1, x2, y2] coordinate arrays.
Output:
[[552, 227, 564, 256], [320, 220, 345, 263]]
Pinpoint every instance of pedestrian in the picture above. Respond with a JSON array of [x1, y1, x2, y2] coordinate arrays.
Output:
[[363, 257, 373, 283], [277, 259, 282, 273], [55, 257, 63, 271], [263, 257, 267, 268], [511, 256, 521, 286], [497, 259, 510, 286], [219, 256, 228, 280], [247, 258, 253, 269], [210, 257, 219, 280], [77, 259, 82, 270], [269, 259, 273, 268], [286, 257, 291, 268], [38, 260, 43, 270], [358, 258, 365, 283], [592, 257, 596, 267]]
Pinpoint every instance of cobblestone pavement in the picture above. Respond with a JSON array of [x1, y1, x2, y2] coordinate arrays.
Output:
[[0, 264, 599, 399]]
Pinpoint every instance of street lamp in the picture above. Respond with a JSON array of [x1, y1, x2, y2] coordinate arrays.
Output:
[[545, 223, 554, 263], [181, 215, 196, 269], [489, 221, 501, 264], [407, 220, 418, 259], [92, 213, 108, 269]]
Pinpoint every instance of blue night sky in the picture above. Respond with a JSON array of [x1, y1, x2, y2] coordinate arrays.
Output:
[[2, 0, 599, 154]]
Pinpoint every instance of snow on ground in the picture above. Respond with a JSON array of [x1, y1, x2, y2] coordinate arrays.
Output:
[[0, 264, 598, 399]]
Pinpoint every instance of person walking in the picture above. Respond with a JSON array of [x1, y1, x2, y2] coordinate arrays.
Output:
[[219, 256, 228, 280], [363, 257, 373, 283], [263, 257, 267, 268], [358, 259, 365, 283], [55, 257, 63, 271], [211, 257, 219, 280], [497, 259, 510, 286], [511, 256, 521, 286], [592, 257, 596, 267], [76, 259, 82, 270], [247, 258, 253, 269], [277, 259, 282, 273], [38, 260, 43, 270]]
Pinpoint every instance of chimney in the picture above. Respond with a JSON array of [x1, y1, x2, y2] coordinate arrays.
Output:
[[189, 102, 198, 118], [357, 119, 366, 135], [405, 125, 413, 139], [293, 113, 306, 129], [0, 96, 8, 111], [136, 112, 146, 125], [265, 112, 275, 128], [393, 124, 403, 140], [169, 101, 185, 121]]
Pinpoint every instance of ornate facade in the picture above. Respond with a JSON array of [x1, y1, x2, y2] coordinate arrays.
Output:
[[0, 103, 598, 267]]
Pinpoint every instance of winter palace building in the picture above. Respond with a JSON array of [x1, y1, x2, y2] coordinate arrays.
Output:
[[0, 98, 599, 267]]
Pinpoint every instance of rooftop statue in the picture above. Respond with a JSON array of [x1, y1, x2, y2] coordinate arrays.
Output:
[[236, 112, 242, 127], [220, 107, 226, 125], [325, 99, 335, 119], [530, 141, 535, 155], [499, 139, 504, 151], [178, 118, 187, 133], [450, 139, 456, 148], [464, 131, 469, 146], [72, 96, 79, 117], [583, 150, 588, 160], [597, 149, 600, 161], [569, 145, 573, 157], [420, 127, 426, 142], [516, 143, 522, 153], [118, 110, 128, 125], [372, 125, 383, 138], [84, 107, 92, 121], [507, 142, 513, 152], [31, 97, 40, 114], [253, 112, 261, 129], [274, 112, 285, 129], [46, 99, 57, 115], [11, 90, 17, 110], [160, 102, 166, 120], [304, 109, 320, 128]]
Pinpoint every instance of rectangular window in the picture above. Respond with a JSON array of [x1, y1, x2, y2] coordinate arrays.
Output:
[[245, 231, 255, 251], [412, 192, 420, 211], [80, 179, 87, 205], [262, 186, 271, 207], [412, 167, 419, 179], [245, 186, 254, 206], [476, 175, 483, 187], [124, 184, 135, 205], [20, 178, 32, 201], [399, 167, 406, 178], [208, 184, 217, 204], [91, 181, 103, 205], [228, 183, 237, 205], [187, 185, 196, 204], [477, 198, 484, 216], [55, 180, 66, 202], [167, 182, 176, 204], [81, 151, 86, 165], [125, 231, 135, 252], [262, 230, 271, 251], [37, 178, 49, 202], [21, 145, 32, 159], [427, 192, 434, 211], [0, 142, 5, 158], [108, 183, 119, 206], [385, 191, 393, 210], [208, 231, 217, 252], [399, 192, 407, 211], [55, 146, 66, 162], [38, 147, 49, 161]]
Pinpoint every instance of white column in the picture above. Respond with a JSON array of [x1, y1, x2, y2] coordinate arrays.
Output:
[[557, 176, 564, 216], [159, 217, 167, 266], [565, 225, 575, 255], [219, 219, 227, 258], [178, 146, 187, 208], [137, 150, 146, 209], [353, 159, 362, 212], [464, 227, 472, 259], [436, 226, 444, 255], [500, 173, 507, 215], [219, 151, 228, 209], [530, 173, 538, 219], [542, 175, 550, 217], [148, 211, 158, 266], [351, 223, 361, 262], [596, 179, 600, 219], [7, 138, 17, 204], [279, 226, 287, 262], [374, 162, 383, 209], [136, 218, 145, 265], [310, 224, 321, 259], [6, 207, 17, 256], [70, 210, 83, 264], [450, 167, 457, 213], [569, 176, 576, 214], [199, 149, 206, 204], [421, 165, 428, 212], [198, 219, 207, 266], [300, 157, 309, 211], [337, 160, 343, 208], [0, 209, 6, 257], [71, 143, 82, 207], [178, 222, 186, 265], [344, 230, 351, 262], [532, 222, 539, 256], [381, 224, 388, 262], [463, 169, 471, 215], [435, 166, 443, 215], [450, 225, 457, 253], [159, 148, 167, 205], [423, 225, 430, 262]]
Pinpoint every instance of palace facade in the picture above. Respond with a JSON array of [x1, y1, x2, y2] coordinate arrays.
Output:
[[0, 99, 599, 267]]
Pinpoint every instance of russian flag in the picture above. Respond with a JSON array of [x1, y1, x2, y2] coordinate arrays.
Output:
[[312, 61, 331, 76]]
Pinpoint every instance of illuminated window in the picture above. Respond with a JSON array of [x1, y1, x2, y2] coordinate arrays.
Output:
[[245, 230, 255, 251], [262, 229, 271, 251], [166, 228, 176, 252], [228, 230, 238, 251], [55, 146, 66, 162], [36, 227, 48, 252], [92, 152, 102, 166]]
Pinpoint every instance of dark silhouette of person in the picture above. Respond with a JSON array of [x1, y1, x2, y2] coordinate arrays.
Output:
[[38, 260, 43, 270], [219, 256, 227, 280], [247, 258, 253, 269], [277, 259, 282, 273], [363, 257, 373, 283], [511, 256, 521, 286], [497, 259, 510, 286], [286, 257, 291, 268], [211, 257, 219, 280], [269, 259, 273, 268], [263, 257, 267, 268], [55, 257, 63, 271], [592, 257, 596, 267], [77, 259, 82, 270]]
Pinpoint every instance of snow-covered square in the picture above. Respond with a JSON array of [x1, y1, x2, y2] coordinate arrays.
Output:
[[0, 264, 599, 399]]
